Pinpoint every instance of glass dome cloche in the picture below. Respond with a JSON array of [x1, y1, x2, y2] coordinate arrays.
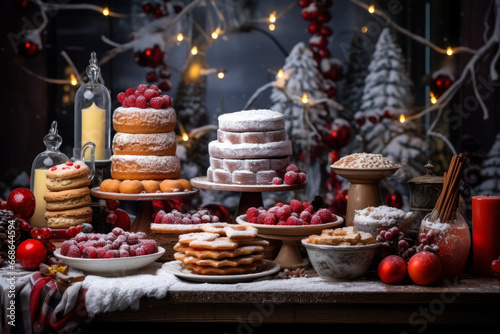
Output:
[[73, 51, 111, 162], [30, 121, 69, 227]]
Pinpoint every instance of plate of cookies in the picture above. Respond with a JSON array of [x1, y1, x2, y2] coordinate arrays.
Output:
[[162, 223, 281, 282]]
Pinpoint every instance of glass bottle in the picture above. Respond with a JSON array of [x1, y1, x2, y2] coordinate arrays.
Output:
[[73, 51, 111, 162], [419, 210, 471, 281], [30, 121, 69, 227]]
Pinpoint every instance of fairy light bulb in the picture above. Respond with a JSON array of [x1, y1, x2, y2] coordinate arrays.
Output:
[[269, 12, 276, 23], [446, 46, 453, 56], [361, 26, 368, 33], [70, 74, 77, 86], [102, 7, 109, 16], [212, 31, 218, 39], [430, 91, 437, 104], [217, 71, 225, 79], [368, 4, 375, 13], [269, 24, 275, 31], [191, 46, 198, 55], [302, 92, 308, 104], [177, 33, 184, 42], [399, 114, 406, 123], [277, 69, 283, 78], [182, 133, 189, 141]]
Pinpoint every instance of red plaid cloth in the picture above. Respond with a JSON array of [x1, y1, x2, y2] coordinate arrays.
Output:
[[28, 272, 89, 334]]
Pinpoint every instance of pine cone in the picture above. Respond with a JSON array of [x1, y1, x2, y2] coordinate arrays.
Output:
[[0, 209, 22, 260]]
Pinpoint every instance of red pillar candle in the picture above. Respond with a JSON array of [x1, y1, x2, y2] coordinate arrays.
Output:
[[472, 194, 500, 276]]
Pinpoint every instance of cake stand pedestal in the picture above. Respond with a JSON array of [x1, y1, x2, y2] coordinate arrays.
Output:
[[190, 176, 307, 221], [90, 188, 199, 235], [236, 215, 344, 269], [330, 166, 400, 226]]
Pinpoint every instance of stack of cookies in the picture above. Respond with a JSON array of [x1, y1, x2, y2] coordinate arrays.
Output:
[[173, 223, 268, 275], [43, 161, 93, 229]]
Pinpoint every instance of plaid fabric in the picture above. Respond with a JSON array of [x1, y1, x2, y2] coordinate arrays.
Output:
[[25, 272, 89, 334]]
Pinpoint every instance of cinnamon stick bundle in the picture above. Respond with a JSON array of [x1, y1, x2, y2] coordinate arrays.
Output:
[[430, 153, 466, 222]]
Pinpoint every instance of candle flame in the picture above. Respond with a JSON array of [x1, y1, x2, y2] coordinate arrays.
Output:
[[368, 4, 375, 13], [102, 7, 109, 16], [302, 92, 308, 104]]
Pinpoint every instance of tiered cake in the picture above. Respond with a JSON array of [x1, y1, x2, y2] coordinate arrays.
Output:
[[207, 109, 292, 185]]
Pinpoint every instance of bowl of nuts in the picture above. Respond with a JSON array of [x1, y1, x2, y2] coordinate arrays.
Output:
[[301, 226, 380, 280]]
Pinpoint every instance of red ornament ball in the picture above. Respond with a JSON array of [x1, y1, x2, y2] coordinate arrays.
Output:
[[431, 73, 453, 98], [17, 239, 47, 270], [135, 44, 165, 68], [408, 251, 442, 286], [378, 255, 407, 284], [7, 188, 36, 220], [385, 191, 403, 209], [21, 41, 39, 57]]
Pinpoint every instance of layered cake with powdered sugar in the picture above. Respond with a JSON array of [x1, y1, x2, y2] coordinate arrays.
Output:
[[207, 109, 292, 185]]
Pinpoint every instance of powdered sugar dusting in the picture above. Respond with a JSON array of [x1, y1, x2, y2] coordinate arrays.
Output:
[[218, 109, 285, 132], [333, 153, 399, 168], [354, 205, 414, 227]]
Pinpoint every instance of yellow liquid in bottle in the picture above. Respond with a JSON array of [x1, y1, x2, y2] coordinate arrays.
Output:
[[31, 168, 49, 227]]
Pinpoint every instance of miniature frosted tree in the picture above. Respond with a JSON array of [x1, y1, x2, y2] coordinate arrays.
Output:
[[359, 28, 427, 176], [476, 131, 500, 196], [270, 41, 338, 198]]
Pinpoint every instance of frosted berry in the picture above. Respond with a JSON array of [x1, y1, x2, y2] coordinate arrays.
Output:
[[117, 92, 127, 103], [285, 216, 301, 225], [125, 87, 136, 96], [162, 95, 172, 108], [290, 199, 304, 213], [286, 164, 299, 173], [136, 95, 148, 109], [144, 88, 159, 101], [297, 172, 307, 184], [272, 177, 283, 185], [137, 84, 148, 93], [150, 96, 164, 109], [125, 95, 136, 107], [491, 259, 500, 273], [106, 199, 120, 211], [310, 214, 323, 225], [316, 208, 334, 223], [141, 240, 158, 254], [284, 171, 298, 185], [246, 207, 260, 223]]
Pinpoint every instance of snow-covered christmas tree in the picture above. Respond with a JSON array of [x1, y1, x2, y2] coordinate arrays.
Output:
[[476, 131, 500, 196], [270, 42, 340, 199], [358, 28, 427, 178]]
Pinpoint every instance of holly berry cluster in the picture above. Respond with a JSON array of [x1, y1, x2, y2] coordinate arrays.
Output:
[[141, 1, 183, 19], [246, 200, 338, 226], [117, 84, 172, 109], [299, 0, 343, 98], [376, 227, 440, 261], [272, 164, 307, 186]]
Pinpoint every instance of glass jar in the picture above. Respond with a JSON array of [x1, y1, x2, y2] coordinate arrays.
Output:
[[73, 52, 111, 162], [30, 121, 69, 227], [419, 210, 471, 280]]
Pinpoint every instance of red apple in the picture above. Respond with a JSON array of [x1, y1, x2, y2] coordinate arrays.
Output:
[[408, 251, 442, 285], [16, 239, 47, 270], [7, 188, 36, 220], [378, 255, 407, 284]]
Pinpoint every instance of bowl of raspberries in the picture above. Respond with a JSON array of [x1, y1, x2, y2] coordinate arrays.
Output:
[[54, 224, 165, 276], [236, 200, 344, 236]]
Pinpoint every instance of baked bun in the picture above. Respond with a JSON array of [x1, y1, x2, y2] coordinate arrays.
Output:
[[111, 155, 181, 180], [118, 180, 145, 194], [45, 206, 93, 229], [46, 161, 90, 191], [112, 132, 176, 156], [112, 107, 176, 134], [43, 187, 91, 211], [99, 179, 122, 193], [141, 180, 161, 193]]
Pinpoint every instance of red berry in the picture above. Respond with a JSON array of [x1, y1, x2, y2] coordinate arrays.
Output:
[[246, 207, 260, 223], [135, 95, 148, 108], [50, 166, 57, 171], [137, 84, 148, 93], [272, 177, 283, 185], [316, 208, 334, 223], [20, 219, 31, 231], [40, 227, 52, 240], [125, 95, 136, 107], [150, 96, 164, 109], [144, 89, 159, 101], [106, 199, 120, 211], [285, 216, 301, 225], [125, 87, 136, 96], [310, 214, 323, 225], [491, 260, 500, 273], [76, 225, 82, 233], [286, 164, 299, 172], [107, 212, 118, 224], [117, 92, 127, 103], [276, 205, 292, 221], [300, 211, 312, 223], [297, 172, 307, 184], [149, 84, 159, 91], [290, 199, 304, 213], [284, 171, 298, 185], [162, 95, 172, 108], [67, 227, 78, 238], [65, 161, 73, 166]]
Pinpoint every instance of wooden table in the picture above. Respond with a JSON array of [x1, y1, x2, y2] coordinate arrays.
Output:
[[94, 268, 500, 330]]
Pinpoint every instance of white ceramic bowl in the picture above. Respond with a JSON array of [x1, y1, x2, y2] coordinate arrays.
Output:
[[54, 247, 165, 276], [301, 240, 379, 280]]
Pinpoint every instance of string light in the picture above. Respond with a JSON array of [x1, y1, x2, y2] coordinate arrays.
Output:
[[70, 74, 77, 86], [361, 26, 368, 33], [430, 91, 437, 104], [269, 11, 277, 23], [177, 33, 184, 42], [368, 4, 375, 13], [399, 114, 406, 123], [446, 46, 453, 56], [102, 7, 109, 16], [191, 46, 198, 55], [182, 133, 189, 141], [269, 24, 275, 31], [277, 69, 283, 78], [211, 31, 218, 39], [302, 92, 308, 104], [217, 71, 225, 79]]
